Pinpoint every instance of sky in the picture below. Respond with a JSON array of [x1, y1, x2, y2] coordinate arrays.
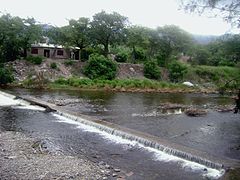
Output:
[[0, 0, 238, 35]]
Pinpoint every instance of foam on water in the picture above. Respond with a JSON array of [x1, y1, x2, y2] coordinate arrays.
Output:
[[53, 113, 224, 179], [13, 105, 46, 111], [0, 91, 45, 111], [132, 109, 183, 117]]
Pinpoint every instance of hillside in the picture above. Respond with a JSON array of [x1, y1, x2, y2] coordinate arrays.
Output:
[[6, 59, 145, 82]]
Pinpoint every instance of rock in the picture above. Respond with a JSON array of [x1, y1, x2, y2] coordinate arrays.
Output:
[[183, 81, 194, 87], [185, 108, 207, 117], [98, 161, 105, 166], [129, 67, 135, 72], [114, 168, 121, 172], [112, 173, 118, 177], [105, 164, 111, 169]]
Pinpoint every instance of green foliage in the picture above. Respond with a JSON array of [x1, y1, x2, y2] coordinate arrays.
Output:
[[0, 67, 14, 85], [0, 14, 42, 62], [144, 60, 161, 80], [192, 47, 210, 65], [133, 48, 146, 62], [26, 55, 43, 65], [115, 51, 128, 63], [157, 25, 193, 54], [168, 61, 188, 82], [53, 77, 189, 91], [218, 59, 235, 67], [193, 66, 239, 82], [90, 11, 128, 56], [50, 62, 57, 69], [83, 54, 117, 80], [64, 60, 75, 66]]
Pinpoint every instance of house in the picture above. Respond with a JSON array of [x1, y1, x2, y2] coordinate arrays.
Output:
[[28, 43, 80, 60]]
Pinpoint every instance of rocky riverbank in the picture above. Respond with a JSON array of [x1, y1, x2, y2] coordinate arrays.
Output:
[[0, 130, 109, 180]]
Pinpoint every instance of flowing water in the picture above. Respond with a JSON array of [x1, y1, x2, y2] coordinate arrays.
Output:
[[0, 88, 240, 179]]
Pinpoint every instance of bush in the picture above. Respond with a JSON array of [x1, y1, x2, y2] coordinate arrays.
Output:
[[133, 48, 146, 62], [218, 59, 235, 67], [115, 52, 128, 63], [0, 67, 14, 85], [26, 55, 43, 65], [168, 61, 187, 82], [50, 62, 57, 69], [83, 54, 117, 80], [64, 60, 74, 66], [144, 60, 161, 80]]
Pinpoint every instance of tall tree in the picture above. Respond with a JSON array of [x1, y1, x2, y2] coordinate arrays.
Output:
[[20, 18, 42, 57], [126, 26, 149, 62], [64, 18, 90, 60], [0, 14, 24, 62], [157, 25, 193, 54], [90, 11, 128, 56]]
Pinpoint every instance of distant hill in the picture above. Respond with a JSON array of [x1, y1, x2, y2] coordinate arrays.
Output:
[[192, 34, 219, 44]]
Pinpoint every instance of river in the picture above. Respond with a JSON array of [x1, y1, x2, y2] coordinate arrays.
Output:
[[0, 88, 239, 179]]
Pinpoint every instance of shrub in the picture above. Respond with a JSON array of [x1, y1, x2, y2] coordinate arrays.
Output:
[[0, 67, 14, 85], [26, 55, 43, 65], [133, 48, 146, 62], [144, 60, 161, 80], [64, 60, 74, 66], [83, 54, 117, 80], [50, 62, 57, 69], [115, 52, 128, 63], [168, 61, 187, 82]]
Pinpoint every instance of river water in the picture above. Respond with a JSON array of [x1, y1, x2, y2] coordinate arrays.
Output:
[[0, 88, 239, 179]]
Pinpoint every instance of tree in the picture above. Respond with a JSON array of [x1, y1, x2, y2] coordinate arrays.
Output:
[[156, 25, 193, 66], [158, 25, 193, 54], [20, 18, 42, 57], [181, 0, 240, 28], [223, 34, 240, 63], [126, 26, 149, 62], [90, 11, 128, 56], [0, 14, 24, 62], [63, 18, 90, 60], [44, 26, 66, 45], [192, 46, 210, 65]]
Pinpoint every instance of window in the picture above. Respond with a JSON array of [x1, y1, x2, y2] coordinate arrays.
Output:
[[57, 50, 64, 56], [31, 48, 38, 54]]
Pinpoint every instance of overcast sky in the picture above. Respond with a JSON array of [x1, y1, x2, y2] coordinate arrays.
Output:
[[0, 0, 238, 35]]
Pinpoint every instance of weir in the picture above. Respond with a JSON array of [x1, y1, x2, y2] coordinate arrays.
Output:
[[1, 90, 238, 174]]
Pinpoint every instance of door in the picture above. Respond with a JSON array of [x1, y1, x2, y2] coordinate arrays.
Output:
[[44, 49, 50, 58]]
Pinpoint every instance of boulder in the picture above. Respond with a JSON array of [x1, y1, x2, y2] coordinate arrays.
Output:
[[183, 81, 194, 87], [185, 108, 207, 117]]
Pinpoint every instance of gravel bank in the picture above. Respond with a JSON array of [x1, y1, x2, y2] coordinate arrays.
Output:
[[0, 130, 107, 180]]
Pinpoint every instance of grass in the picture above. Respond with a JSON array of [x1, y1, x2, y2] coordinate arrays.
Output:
[[50, 77, 197, 92], [184, 65, 240, 91], [186, 66, 239, 83]]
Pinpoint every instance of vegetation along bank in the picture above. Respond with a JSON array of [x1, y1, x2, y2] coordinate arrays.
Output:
[[0, 12, 239, 93]]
